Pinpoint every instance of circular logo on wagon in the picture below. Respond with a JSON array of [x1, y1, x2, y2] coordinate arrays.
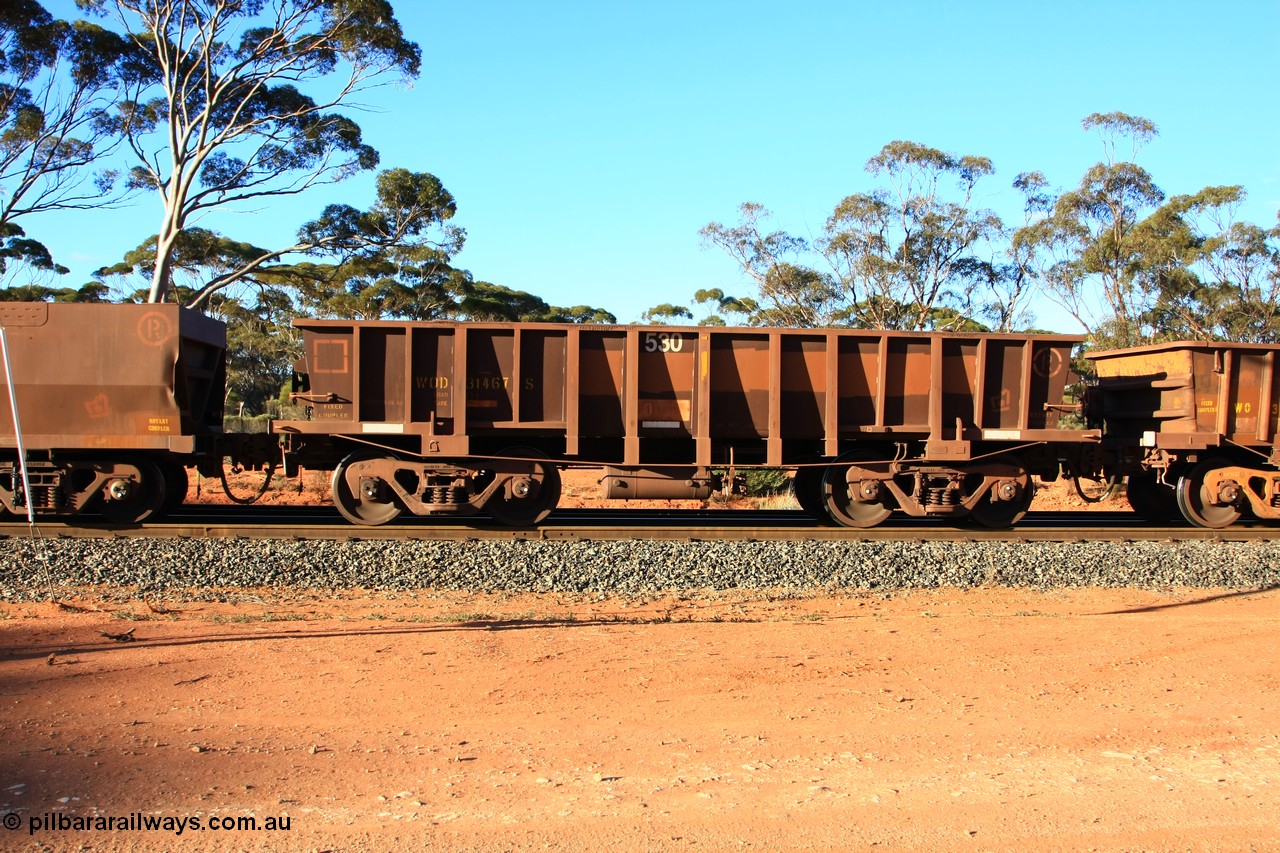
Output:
[[1032, 347, 1064, 379], [137, 311, 173, 346]]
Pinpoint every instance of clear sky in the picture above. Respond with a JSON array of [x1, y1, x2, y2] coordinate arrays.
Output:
[[30, 0, 1280, 331]]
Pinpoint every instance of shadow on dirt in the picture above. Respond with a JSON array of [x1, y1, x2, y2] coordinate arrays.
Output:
[[1099, 584, 1280, 615]]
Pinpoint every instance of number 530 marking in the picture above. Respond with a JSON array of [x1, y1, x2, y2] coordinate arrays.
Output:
[[644, 332, 684, 353]]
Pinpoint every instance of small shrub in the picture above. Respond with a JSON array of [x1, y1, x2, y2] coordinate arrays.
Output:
[[742, 468, 790, 497]]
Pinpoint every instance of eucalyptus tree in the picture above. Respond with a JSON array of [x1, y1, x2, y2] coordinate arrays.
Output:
[[1014, 112, 1275, 348], [690, 288, 758, 326], [1, 0, 131, 280], [1142, 191, 1280, 343], [702, 142, 1008, 332], [77, 0, 422, 304], [543, 304, 617, 324], [286, 232, 616, 323], [969, 170, 1057, 333], [642, 289, 760, 327], [1189, 218, 1280, 342], [699, 202, 837, 327], [819, 140, 1004, 331], [287, 248, 473, 321], [1014, 113, 1167, 347], [95, 165, 464, 317], [453, 281, 615, 324], [641, 303, 693, 324]]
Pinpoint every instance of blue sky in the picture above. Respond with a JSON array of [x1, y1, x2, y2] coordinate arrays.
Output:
[[31, 0, 1280, 331]]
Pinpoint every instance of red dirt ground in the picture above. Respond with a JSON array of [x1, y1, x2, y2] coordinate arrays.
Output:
[[1, 586, 1277, 851]]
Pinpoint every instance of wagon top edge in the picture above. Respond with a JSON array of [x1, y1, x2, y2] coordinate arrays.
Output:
[[0, 300, 225, 346], [289, 317, 1087, 344], [1091, 340, 1280, 359]]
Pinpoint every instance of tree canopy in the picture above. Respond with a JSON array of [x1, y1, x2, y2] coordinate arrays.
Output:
[[692, 142, 1016, 332], [686, 116, 1280, 349], [1, 0, 132, 281], [77, 0, 422, 304]]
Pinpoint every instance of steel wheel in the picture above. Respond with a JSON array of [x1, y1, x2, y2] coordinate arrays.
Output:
[[792, 465, 831, 523], [1175, 459, 1242, 529], [1124, 472, 1180, 522], [485, 448, 561, 527], [331, 450, 403, 526], [966, 456, 1034, 529], [99, 458, 168, 524], [160, 461, 189, 515], [822, 452, 895, 528]]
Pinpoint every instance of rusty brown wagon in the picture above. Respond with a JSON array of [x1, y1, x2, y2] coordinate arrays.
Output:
[[275, 320, 1097, 528], [0, 302, 272, 522], [12, 301, 1278, 532], [1091, 340, 1280, 528]]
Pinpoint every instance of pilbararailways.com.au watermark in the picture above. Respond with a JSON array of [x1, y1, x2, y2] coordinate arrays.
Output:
[[3, 811, 292, 836]]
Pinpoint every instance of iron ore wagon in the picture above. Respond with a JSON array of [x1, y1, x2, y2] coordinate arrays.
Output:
[[4, 301, 1278, 532], [1090, 340, 1280, 528], [275, 319, 1097, 527], [0, 302, 272, 522]]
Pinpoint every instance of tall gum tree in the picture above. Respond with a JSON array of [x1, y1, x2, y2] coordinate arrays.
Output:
[[1015, 112, 1272, 348], [77, 0, 421, 304], [1015, 112, 1166, 347], [700, 142, 1009, 332], [1141, 188, 1280, 342], [699, 202, 835, 327], [820, 140, 1003, 331], [96, 165, 469, 313]]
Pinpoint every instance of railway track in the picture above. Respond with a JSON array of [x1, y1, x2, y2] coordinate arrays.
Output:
[[0, 506, 1271, 542]]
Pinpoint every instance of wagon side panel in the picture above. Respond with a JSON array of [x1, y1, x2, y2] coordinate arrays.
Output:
[[0, 302, 224, 452]]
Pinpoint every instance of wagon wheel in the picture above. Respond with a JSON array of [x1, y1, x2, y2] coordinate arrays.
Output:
[[1124, 472, 1180, 523], [160, 461, 189, 515], [792, 464, 831, 523], [822, 452, 895, 528], [99, 458, 168, 524], [331, 450, 403, 526], [485, 447, 561, 527], [966, 456, 1034, 529], [1175, 459, 1243, 529]]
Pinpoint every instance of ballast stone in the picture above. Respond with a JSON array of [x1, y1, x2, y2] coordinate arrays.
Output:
[[2, 538, 1279, 601]]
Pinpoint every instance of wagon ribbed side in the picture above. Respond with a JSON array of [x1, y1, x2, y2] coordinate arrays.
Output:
[[278, 320, 1094, 527]]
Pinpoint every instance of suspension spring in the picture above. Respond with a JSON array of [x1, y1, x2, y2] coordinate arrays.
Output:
[[427, 485, 467, 506], [923, 483, 960, 506]]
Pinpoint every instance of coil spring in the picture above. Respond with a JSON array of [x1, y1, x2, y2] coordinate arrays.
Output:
[[923, 485, 960, 507], [429, 485, 465, 505], [25, 485, 60, 511]]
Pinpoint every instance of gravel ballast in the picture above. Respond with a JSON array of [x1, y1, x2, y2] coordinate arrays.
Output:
[[2, 537, 1280, 601]]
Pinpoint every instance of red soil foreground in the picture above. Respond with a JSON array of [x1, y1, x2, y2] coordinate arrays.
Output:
[[1, 585, 1277, 851]]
